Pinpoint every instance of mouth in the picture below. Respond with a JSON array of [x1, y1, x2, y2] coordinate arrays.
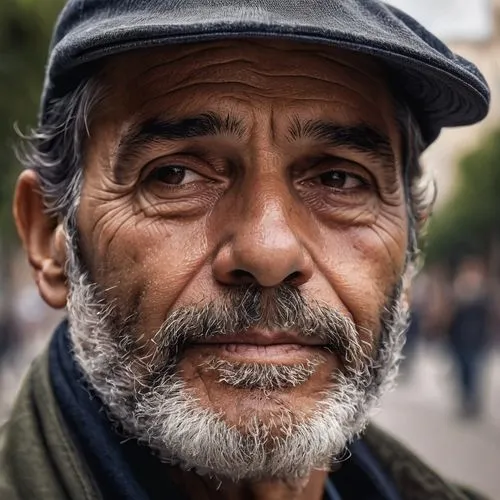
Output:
[[186, 330, 331, 363]]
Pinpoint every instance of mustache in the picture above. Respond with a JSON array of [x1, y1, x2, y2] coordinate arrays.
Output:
[[125, 284, 369, 375]]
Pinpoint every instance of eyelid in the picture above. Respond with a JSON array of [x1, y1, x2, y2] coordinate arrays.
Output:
[[152, 166, 206, 184], [141, 155, 211, 182], [319, 172, 371, 191], [299, 157, 370, 181]]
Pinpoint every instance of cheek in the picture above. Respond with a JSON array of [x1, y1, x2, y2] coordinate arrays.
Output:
[[137, 229, 209, 333], [318, 213, 407, 337], [78, 198, 212, 337]]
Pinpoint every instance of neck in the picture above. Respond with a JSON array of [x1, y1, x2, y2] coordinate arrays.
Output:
[[169, 468, 329, 500]]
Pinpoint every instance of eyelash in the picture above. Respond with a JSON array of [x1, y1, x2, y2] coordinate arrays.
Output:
[[301, 159, 374, 189], [140, 154, 377, 201]]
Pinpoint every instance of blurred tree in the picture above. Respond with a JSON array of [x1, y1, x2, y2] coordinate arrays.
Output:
[[0, 0, 64, 309], [425, 127, 500, 268]]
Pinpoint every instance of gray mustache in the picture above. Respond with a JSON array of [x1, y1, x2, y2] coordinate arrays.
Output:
[[147, 285, 365, 372]]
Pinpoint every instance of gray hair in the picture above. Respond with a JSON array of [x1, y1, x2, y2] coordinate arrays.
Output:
[[18, 77, 104, 219], [18, 75, 433, 263]]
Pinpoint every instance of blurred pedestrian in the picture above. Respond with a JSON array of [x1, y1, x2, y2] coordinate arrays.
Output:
[[400, 274, 429, 379], [448, 257, 491, 419], [0, 299, 22, 364], [0, 313, 16, 363]]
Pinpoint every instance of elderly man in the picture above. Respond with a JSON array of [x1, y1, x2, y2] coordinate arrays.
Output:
[[0, 0, 490, 499]]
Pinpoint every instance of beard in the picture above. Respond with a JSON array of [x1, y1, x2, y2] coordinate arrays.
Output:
[[65, 227, 409, 481]]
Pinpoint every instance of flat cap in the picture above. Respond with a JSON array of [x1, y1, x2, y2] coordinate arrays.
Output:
[[42, 0, 490, 146]]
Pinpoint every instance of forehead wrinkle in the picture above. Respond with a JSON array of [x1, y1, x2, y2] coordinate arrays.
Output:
[[140, 57, 384, 97], [136, 76, 384, 112], [245, 44, 387, 86], [246, 38, 388, 84], [137, 81, 272, 109], [138, 45, 235, 80], [108, 42, 260, 83], [109, 39, 388, 87], [217, 67, 382, 95], [140, 57, 257, 89], [118, 43, 389, 97]]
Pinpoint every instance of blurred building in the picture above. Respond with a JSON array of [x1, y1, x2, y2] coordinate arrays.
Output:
[[388, 0, 500, 205]]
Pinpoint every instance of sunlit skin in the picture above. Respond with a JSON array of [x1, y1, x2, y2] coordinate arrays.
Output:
[[15, 40, 408, 500]]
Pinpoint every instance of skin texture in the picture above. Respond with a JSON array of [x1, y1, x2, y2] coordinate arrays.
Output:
[[15, 40, 408, 499]]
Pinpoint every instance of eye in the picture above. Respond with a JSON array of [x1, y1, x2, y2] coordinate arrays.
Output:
[[318, 170, 367, 190], [148, 166, 204, 186]]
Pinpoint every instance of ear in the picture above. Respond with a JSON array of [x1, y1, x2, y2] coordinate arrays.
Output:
[[13, 170, 68, 309]]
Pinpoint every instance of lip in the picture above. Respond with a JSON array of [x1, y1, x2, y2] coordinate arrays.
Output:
[[187, 343, 327, 363], [196, 329, 326, 347], [187, 330, 329, 363]]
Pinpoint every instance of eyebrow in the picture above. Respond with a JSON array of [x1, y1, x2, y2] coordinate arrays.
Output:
[[288, 118, 395, 166], [112, 112, 395, 183], [113, 112, 246, 183]]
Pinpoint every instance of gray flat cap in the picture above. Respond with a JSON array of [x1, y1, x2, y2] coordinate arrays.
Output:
[[42, 0, 490, 146]]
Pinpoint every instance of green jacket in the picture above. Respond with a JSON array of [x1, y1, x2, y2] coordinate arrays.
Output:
[[0, 348, 487, 500]]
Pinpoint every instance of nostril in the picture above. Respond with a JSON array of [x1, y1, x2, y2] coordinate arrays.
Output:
[[230, 269, 255, 283], [285, 271, 303, 285]]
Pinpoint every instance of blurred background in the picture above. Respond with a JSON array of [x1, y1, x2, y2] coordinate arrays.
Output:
[[0, 0, 499, 497]]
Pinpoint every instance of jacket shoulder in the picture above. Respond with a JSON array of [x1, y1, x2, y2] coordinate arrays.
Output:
[[0, 347, 99, 500], [457, 485, 490, 500], [363, 424, 490, 500]]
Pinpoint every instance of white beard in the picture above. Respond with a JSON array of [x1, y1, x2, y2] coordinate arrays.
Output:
[[66, 231, 409, 481]]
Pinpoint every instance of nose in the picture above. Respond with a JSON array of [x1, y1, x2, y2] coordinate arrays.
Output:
[[212, 192, 313, 288]]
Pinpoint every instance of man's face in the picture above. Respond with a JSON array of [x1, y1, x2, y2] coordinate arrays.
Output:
[[67, 39, 408, 478]]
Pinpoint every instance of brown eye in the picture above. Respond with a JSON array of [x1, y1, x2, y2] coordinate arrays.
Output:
[[319, 170, 366, 189], [150, 166, 186, 184], [148, 166, 204, 185]]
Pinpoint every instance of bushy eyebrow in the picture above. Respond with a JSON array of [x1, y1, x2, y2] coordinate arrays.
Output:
[[111, 111, 395, 183], [288, 117, 395, 166], [112, 112, 246, 183]]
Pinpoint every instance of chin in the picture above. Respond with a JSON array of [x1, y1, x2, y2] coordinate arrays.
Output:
[[176, 354, 339, 435]]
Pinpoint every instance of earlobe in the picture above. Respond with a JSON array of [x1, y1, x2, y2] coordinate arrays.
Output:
[[13, 170, 69, 309]]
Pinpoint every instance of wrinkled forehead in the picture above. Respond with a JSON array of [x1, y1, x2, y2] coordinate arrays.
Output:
[[86, 39, 402, 162], [104, 39, 388, 80], [98, 39, 396, 116]]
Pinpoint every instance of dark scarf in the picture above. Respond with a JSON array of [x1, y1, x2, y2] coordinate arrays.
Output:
[[49, 319, 400, 500]]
